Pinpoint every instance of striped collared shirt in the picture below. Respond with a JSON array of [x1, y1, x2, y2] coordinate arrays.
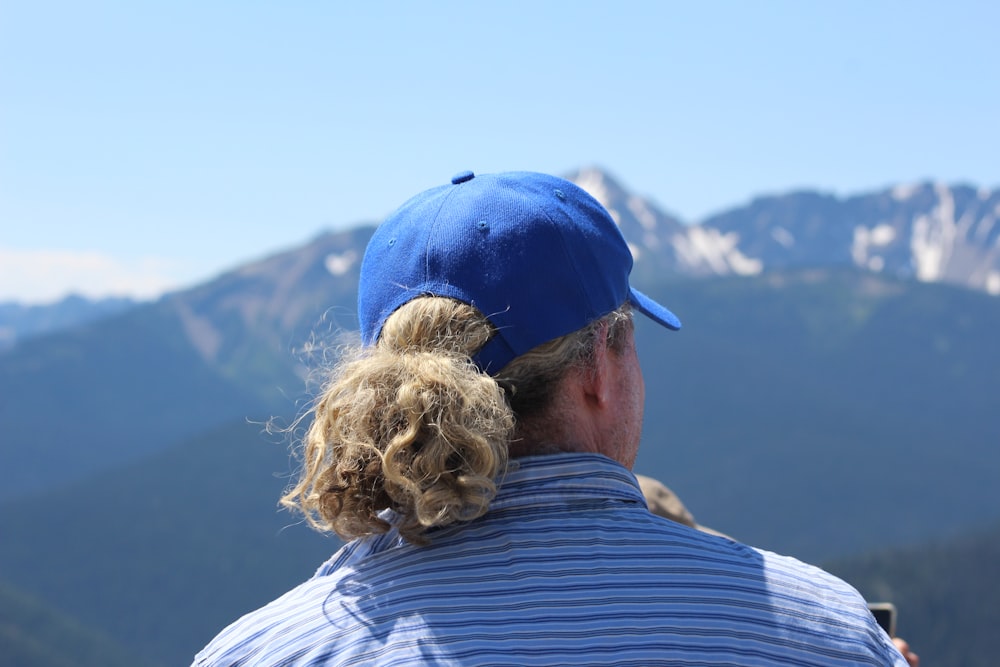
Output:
[[194, 453, 905, 666]]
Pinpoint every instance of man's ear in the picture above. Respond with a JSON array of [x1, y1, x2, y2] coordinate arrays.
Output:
[[581, 321, 612, 409]]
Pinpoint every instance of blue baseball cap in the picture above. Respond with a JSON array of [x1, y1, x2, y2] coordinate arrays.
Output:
[[358, 170, 680, 373]]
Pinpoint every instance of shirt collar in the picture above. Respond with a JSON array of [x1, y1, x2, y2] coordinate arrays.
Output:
[[317, 453, 649, 575], [487, 452, 648, 511]]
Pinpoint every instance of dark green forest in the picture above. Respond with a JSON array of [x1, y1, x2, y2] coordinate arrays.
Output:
[[0, 580, 146, 667], [827, 522, 1000, 667]]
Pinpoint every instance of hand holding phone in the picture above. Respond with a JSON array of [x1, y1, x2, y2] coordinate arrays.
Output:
[[867, 602, 897, 637]]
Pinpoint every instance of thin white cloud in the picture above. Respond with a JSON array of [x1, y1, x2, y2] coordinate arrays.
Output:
[[0, 246, 184, 304]]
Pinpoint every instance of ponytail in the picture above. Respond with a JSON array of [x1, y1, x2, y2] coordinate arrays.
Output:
[[281, 297, 513, 544]]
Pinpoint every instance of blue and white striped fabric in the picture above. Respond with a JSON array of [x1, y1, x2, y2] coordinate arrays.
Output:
[[194, 453, 906, 666]]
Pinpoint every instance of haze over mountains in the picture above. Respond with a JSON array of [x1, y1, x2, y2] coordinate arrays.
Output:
[[0, 295, 136, 351], [2, 167, 998, 666]]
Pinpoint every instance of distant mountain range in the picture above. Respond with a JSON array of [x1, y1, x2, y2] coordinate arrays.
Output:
[[4, 169, 998, 347], [2, 168, 998, 666], [569, 167, 1000, 296], [0, 295, 137, 350]]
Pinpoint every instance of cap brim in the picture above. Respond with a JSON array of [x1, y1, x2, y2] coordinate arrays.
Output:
[[629, 287, 681, 331]]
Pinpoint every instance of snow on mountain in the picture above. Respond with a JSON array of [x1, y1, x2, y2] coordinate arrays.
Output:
[[843, 182, 1000, 294], [672, 227, 763, 277], [567, 167, 684, 265], [567, 167, 762, 276]]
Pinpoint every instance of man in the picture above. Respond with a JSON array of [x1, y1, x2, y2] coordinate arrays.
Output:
[[195, 170, 907, 665]]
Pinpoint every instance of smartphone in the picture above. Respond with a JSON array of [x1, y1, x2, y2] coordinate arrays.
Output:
[[868, 602, 897, 637]]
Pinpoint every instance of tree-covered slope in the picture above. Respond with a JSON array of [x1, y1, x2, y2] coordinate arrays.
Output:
[[0, 578, 147, 667], [826, 521, 1000, 667], [633, 269, 1000, 561], [0, 420, 335, 667]]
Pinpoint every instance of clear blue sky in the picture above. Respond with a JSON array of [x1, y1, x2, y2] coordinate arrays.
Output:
[[2, 1, 998, 303]]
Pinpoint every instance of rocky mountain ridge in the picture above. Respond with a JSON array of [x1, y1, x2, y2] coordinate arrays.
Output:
[[567, 167, 1000, 296]]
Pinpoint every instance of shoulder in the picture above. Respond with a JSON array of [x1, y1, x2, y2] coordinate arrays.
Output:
[[752, 547, 906, 664]]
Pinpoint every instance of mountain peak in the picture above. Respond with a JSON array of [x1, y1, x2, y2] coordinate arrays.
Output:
[[564, 165, 631, 204], [561, 167, 688, 273]]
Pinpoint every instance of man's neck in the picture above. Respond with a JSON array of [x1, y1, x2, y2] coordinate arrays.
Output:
[[507, 439, 581, 458]]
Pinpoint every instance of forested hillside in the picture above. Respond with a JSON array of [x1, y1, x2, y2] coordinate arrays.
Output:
[[0, 579, 146, 667], [827, 522, 1000, 667]]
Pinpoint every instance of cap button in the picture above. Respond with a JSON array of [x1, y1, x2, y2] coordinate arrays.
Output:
[[451, 170, 475, 185]]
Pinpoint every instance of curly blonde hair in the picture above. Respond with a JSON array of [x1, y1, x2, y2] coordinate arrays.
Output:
[[281, 296, 633, 544]]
